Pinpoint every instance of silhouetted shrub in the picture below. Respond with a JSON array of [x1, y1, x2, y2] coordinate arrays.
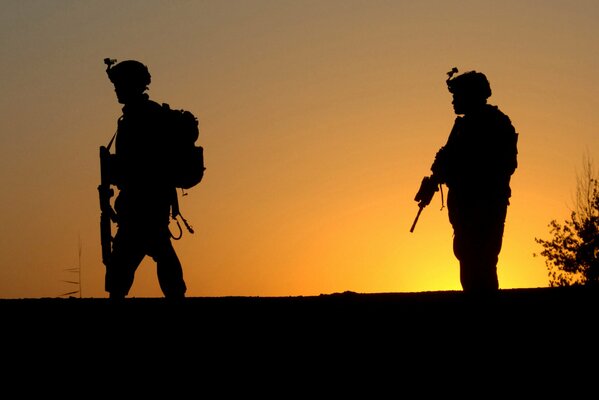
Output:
[[535, 154, 599, 286]]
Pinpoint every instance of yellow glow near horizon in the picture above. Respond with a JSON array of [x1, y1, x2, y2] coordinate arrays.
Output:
[[0, 1, 597, 298]]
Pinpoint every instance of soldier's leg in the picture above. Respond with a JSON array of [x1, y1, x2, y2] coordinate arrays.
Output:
[[454, 232, 478, 293], [106, 228, 145, 299], [456, 209, 506, 295], [461, 258, 498, 294], [454, 224, 499, 294], [449, 199, 480, 292], [152, 238, 186, 299], [451, 218, 468, 287], [476, 218, 506, 292]]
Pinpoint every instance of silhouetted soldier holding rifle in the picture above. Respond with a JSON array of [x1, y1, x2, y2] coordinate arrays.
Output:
[[99, 58, 188, 300], [412, 68, 518, 295]]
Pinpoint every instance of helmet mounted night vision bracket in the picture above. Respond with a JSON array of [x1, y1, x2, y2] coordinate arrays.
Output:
[[446, 67, 459, 83], [104, 58, 117, 73]]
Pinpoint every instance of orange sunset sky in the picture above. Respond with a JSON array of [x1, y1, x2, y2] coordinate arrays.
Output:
[[1, 1, 598, 299]]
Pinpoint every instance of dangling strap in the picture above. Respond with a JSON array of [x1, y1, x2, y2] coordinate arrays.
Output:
[[439, 184, 445, 211], [179, 212, 195, 235], [170, 218, 183, 240], [169, 189, 194, 240]]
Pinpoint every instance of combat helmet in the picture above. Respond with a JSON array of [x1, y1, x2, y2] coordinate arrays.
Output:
[[446, 68, 492, 100], [104, 58, 151, 90]]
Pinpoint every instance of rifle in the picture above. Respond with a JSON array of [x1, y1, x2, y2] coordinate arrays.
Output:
[[98, 137, 116, 267], [409, 175, 440, 233], [410, 68, 457, 233]]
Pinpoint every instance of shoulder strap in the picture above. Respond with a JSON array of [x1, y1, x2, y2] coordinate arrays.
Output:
[[106, 130, 117, 151], [106, 116, 122, 151]]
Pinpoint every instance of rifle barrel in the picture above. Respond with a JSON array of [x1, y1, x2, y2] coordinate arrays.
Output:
[[409, 206, 424, 233]]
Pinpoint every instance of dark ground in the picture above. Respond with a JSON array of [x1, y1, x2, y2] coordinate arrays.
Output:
[[2, 286, 598, 335], [2, 286, 598, 392], [2, 286, 598, 347]]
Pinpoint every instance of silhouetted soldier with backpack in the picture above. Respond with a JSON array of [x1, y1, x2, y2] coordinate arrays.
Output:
[[418, 68, 518, 296], [101, 59, 199, 300]]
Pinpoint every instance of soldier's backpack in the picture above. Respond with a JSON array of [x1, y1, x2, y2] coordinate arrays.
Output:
[[162, 103, 205, 190], [162, 103, 206, 238]]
